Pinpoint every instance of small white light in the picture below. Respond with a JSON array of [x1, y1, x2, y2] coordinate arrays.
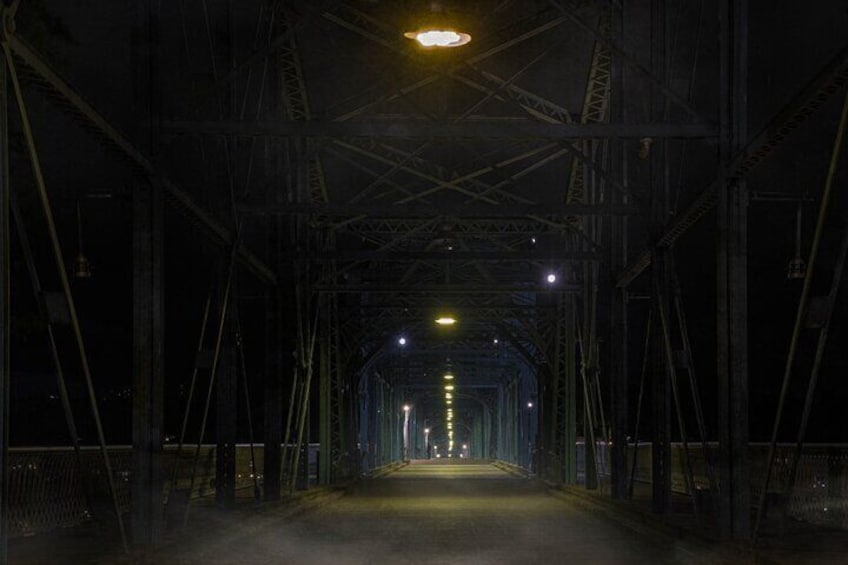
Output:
[[435, 317, 457, 325], [527, 402, 533, 408], [546, 273, 557, 284], [493, 338, 499, 344], [443, 373, 454, 380], [404, 404, 411, 412], [424, 428, 430, 433], [531, 237, 537, 244], [398, 336, 407, 346], [444, 385, 455, 391]]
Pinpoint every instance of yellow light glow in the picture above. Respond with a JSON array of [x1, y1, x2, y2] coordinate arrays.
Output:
[[446, 400, 452, 405], [444, 385, 454, 391], [443, 373, 454, 380], [445, 393, 452, 400], [435, 317, 457, 325], [404, 29, 471, 48]]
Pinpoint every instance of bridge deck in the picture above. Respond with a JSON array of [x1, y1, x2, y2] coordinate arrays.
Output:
[[10, 460, 843, 564], [153, 460, 714, 564]]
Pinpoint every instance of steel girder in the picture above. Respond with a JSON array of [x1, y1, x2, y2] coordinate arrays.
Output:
[[163, 119, 717, 140]]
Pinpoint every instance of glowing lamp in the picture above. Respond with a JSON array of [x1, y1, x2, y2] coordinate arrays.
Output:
[[404, 29, 471, 49]]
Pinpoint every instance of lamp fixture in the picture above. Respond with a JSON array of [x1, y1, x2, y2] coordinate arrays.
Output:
[[435, 316, 457, 326], [404, 29, 471, 48], [404, 4, 471, 50]]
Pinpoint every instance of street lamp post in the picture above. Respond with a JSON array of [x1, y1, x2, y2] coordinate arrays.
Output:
[[402, 405, 411, 461], [424, 427, 431, 459]]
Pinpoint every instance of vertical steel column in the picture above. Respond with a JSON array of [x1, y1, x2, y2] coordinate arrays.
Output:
[[131, 0, 163, 548], [263, 280, 282, 500], [215, 295, 237, 509], [318, 315, 330, 485], [649, 0, 672, 516], [650, 252, 672, 513], [717, 0, 750, 540], [609, 0, 628, 501], [564, 300, 577, 484], [0, 41, 9, 565], [131, 181, 164, 546]]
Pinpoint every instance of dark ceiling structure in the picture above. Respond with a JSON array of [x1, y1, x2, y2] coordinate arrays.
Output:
[[2, 0, 848, 558]]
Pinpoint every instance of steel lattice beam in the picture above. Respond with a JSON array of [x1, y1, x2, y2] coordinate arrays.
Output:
[[163, 119, 717, 140]]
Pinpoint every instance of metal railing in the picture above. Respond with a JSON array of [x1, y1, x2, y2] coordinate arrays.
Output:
[[573, 441, 848, 530], [7, 444, 318, 538]]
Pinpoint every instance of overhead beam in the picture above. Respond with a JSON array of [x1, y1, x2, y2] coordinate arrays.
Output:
[[290, 250, 596, 262], [240, 202, 636, 218], [163, 119, 717, 140], [316, 285, 581, 294]]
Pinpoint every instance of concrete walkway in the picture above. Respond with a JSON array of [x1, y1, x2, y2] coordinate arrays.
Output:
[[153, 460, 729, 564]]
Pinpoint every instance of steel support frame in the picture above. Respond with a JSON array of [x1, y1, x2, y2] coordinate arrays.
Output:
[[263, 215, 285, 501], [215, 282, 238, 509], [716, 0, 750, 541], [130, 0, 164, 549], [131, 180, 165, 546], [649, 0, 672, 516], [608, 0, 628, 502], [0, 35, 8, 565]]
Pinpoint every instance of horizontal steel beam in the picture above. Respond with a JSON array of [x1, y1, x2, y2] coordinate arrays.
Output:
[[318, 285, 580, 294], [163, 119, 717, 140], [292, 250, 596, 262], [241, 202, 637, 218]]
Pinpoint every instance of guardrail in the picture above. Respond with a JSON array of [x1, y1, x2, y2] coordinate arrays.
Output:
[[572, 441, 848, 530], [6, 444, 319, 538], [9, 442, 848, 537]]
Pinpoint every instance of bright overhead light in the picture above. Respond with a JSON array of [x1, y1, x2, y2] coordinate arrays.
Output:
[[462, 444, 468, 450], [444, 385, 454, 391], [398, 336, 407, 346], [404, 29, 471, 48], [527, 402, 534, 409], [443, 373, 454, 380], [446, 400, 452, 405], [546, 273, 557, 284], [404, 404, 411, 412], [424, 428, 430, 433], [445, 393, 453, 400], [435, 316, 457, 326]]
